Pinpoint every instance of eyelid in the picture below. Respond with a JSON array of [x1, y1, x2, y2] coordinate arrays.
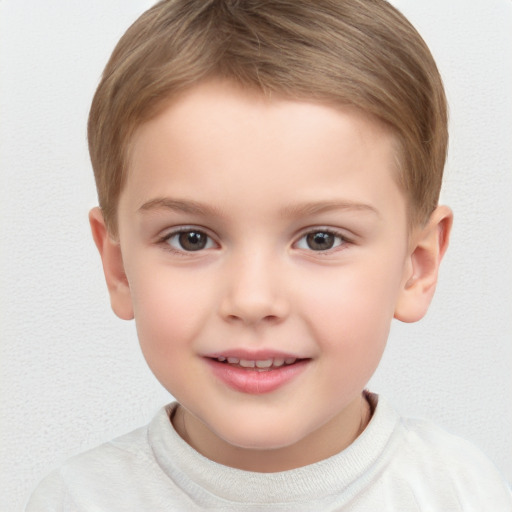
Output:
[[157, 225, 219, 253], [293, 227, 353, 252]]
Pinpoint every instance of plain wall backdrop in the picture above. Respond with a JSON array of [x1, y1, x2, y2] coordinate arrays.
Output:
[[1, 0, 511, 509]]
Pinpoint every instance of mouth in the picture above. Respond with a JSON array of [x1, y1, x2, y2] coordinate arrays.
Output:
[[204, 352, 311, 394], [209, 355, 304, 371]]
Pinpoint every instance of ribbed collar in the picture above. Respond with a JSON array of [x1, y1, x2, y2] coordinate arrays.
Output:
[[148, 393, 401, 508]]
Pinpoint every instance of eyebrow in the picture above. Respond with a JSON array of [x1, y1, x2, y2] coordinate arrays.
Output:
[[138, 197, 224, 217], [280, 200, 380, 219], [138, 197, 379, 219]]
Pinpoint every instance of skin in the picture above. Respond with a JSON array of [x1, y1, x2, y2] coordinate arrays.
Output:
[[90, 80, 452, 472]]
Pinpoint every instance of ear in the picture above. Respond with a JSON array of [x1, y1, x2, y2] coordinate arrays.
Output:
[[89, 207, 134, 320], [394, 205, 453, 323]]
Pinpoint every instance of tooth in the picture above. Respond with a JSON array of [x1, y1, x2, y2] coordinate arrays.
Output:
[[239, 359, 255, 368], [285, 358, 296, 365], [273, 358, 285, 367], [217, 356, 226, 362], [227, 357, 240, 364], [256, 359, 273, 368]]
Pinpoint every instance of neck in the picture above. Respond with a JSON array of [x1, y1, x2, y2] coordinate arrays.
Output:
[[172, 393, 372, 473]]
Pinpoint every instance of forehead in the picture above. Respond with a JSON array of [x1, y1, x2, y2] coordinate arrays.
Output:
[[122, 80, 404, 223], [132, 81, 394, 152]]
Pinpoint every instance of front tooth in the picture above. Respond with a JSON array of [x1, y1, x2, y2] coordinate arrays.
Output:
[[217, 356, 226, 362], [256, 359, 273, 368], [239, 359, 256, 368], [227, 357, 240, 364], [273, 358, 285, 367], [284, 357, 296, 365]]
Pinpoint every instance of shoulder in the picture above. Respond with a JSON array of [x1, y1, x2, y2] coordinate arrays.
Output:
[[385, 412, 512, 508], [25, 410, 168, 511], [399, 415, 503, 474]]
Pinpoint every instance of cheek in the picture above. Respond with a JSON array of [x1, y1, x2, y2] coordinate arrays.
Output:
[[128, 268, 212, 357], [127, 270, 215, 396], [300, 255, 404, 354], [304, 284, 392, 390]]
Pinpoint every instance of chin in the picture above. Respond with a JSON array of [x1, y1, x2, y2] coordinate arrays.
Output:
[[216, 421, 305, 452]]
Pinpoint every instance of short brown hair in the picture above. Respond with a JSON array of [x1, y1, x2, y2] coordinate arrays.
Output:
[[88, 0, 448, 234]]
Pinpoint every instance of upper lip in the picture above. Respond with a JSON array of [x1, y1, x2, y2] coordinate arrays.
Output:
[[203, 349, 307, 361]]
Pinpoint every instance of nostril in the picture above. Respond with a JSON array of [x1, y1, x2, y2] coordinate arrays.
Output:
[[225, 313, 281, 325], [219, 290, 290, 324]]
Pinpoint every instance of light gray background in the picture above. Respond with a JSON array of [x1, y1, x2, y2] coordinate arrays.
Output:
[[1, 1, 511, 509]]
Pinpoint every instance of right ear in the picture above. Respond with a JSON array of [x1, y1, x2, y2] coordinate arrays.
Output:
[[89, 207, 134, 320]]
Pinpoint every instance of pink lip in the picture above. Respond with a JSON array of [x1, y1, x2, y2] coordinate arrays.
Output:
[[205, 349, 301, 360], [205, 357, 310, 395]]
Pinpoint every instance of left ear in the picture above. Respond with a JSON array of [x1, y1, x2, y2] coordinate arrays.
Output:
[[394, 205, 453, 323], [89, 207, 134, 321]]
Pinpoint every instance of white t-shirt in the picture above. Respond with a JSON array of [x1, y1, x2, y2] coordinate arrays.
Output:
[[25, 394, 512, 511]]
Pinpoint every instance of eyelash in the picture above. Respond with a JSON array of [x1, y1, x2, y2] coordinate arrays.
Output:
[[294, 228, 350, 253], [157, 227, 351, 254], [158, 227, 217, 255]]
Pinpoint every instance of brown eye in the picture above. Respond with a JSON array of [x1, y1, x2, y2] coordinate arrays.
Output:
[[166, 230, 214, 252], [295, 230, 345, 252], [306, 232, 336, 250], [179, 231, 207, 251]]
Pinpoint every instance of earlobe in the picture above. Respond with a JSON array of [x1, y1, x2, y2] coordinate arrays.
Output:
[[394, 206, 453, 323], [89, 207, 134, 320]]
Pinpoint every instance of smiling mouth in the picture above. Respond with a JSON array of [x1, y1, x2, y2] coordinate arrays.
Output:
[[206, 355, 310, 393], [210, 356, 305, 371]]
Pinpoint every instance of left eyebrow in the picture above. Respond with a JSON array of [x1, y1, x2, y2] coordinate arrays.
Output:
[[280, 200, 380, 219], [138, 197, 225, 218]]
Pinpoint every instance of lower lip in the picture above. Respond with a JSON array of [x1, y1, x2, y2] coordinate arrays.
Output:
[[206, 359, 309, 394]]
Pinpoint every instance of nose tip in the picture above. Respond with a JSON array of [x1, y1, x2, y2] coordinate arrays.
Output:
[[218, 259, 290, 325], [220, 291, 290, 325], [222, 300, 287, 325]]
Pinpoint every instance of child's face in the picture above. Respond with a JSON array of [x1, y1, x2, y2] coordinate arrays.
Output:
[[111, 80, 416, 468]]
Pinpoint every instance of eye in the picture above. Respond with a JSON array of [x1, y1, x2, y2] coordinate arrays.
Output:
[[295, 230, 346, 251], [164, 229, 215, 252]]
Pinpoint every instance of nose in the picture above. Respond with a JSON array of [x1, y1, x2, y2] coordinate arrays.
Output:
[[218, 250, 290, 325]]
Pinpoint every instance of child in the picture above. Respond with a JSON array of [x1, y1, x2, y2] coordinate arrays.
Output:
[[26, 0, 512, 510]]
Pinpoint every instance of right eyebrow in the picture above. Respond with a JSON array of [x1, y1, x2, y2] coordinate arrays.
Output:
[[138, 197, 224, 218], [279, 200, 380, 219]]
